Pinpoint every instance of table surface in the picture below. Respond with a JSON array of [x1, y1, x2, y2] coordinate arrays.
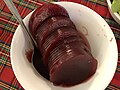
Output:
[[0, 0, 120, 90]]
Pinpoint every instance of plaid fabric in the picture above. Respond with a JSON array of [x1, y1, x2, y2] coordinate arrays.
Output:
[[0, 0, 120, 90]]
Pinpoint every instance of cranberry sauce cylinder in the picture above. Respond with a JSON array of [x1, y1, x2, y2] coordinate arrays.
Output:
[[29, 3, 97, 87]]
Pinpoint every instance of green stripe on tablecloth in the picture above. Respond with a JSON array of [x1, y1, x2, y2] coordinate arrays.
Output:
[[0, 81, 17, 90], [86, 0, 107, 6], [4, 24, 16, 33], [106, 85, 119, 90], [0, 43, 10, 52], [0, 57, 11, 67], [0, 10, 16, 21], [105, 18, 120, 28], [105, 18, 118, 25], [1, 24, 16, 34], [113, 32, 120, 39], [107, 84, 120, 90], [0, 77, 24, 90], [13, 0, 37, 10]]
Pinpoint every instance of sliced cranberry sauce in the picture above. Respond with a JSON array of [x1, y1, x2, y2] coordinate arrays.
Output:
[[29, 3, 97, 87]]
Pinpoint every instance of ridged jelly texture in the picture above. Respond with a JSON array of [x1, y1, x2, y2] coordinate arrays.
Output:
[[29, 3, 97, 87], [29, 4, 69, 37]]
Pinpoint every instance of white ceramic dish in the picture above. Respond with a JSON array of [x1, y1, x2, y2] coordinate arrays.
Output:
[[10, 2, 118, 90], [107, 0, 120, 24]]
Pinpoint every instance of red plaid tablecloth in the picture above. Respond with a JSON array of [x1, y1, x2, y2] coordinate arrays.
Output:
[[0, 0, 120, 90]]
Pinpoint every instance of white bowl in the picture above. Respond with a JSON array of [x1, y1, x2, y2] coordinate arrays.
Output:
[[10, 2, 118, 90], [107, 0, 120, 24]]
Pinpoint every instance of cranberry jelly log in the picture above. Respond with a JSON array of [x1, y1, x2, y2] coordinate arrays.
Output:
[[29, 3, 97, 87]]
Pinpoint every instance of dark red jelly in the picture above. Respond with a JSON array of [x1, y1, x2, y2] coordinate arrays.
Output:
[[50, 55, 97, 86], [32, 47, 50, 80], [49, 41, 97, 86], [35, 16, 76, 48], [42, 27, 79, 66], [29, 3, 97, 87], [30, 3, 69, 37]]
